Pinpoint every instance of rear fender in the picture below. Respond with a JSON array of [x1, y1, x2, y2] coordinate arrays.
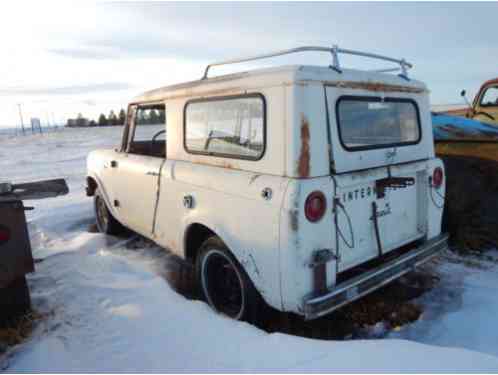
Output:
[[180, 215, 282, 311]]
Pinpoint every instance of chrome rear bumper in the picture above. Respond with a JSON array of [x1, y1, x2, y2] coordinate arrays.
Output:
[[303, 233, 448, 320]]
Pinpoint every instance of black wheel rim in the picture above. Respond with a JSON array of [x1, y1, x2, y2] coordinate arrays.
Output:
[[96, 196, 109, 232], [202, 251, 244, 319]]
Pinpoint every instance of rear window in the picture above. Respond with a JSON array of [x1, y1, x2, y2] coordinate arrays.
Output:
[[184, 95, 265, 160], [336, 97, 421, 151]]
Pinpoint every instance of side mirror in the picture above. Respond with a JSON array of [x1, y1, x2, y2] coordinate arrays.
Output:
[[461, 89, 466, 97]]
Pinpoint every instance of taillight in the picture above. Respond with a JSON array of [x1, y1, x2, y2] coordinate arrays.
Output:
[[0, 226, 10, 245], [305, 191, 327, 222], [432, 167, 444, 189]]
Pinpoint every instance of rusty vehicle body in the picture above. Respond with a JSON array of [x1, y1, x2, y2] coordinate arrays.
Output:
[[433, 78, 498, 162], [0, 179, 68, 322], [453, 78, 498, 125]]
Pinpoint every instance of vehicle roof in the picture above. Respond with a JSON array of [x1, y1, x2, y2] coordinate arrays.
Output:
[[133, 64, 428, 103], [478, 77, 498, 92]]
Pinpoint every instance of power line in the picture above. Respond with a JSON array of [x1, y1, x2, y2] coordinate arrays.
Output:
[[17, 103, 26, 135]]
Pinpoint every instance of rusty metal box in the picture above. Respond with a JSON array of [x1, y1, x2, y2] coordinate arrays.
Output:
[[0, 200, 34, 289]]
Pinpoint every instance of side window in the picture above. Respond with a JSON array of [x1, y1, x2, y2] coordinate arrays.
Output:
[[127, 104, 166, 157], [480, 86, 498, 107], [184, 95, 265, 160]]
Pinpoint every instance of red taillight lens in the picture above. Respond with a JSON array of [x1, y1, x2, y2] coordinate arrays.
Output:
[[305, 191, 327, 222], [432, 167, 444, 189], [0, 227, 10, 244]]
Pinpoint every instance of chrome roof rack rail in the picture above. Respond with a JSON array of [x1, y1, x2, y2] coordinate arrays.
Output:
[[202, 45, 413, 80]]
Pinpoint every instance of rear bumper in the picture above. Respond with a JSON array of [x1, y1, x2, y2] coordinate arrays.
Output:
[[303, 233, 448, 320]]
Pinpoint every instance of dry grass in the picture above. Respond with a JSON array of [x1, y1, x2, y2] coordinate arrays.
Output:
[[0, 309, 47, 348]]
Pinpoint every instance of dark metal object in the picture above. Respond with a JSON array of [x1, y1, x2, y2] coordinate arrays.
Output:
[[371, 202, 383, 257], [0, 200, 34, 289], [0, 178, 69, 293], [375, 176, 415, 199], [309, 249, 337, 295], [0, 178, 69, 201], [303, 233, 448, 320]]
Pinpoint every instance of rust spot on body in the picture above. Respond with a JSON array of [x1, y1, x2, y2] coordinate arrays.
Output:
[[325, 80, 426, 94], [289, 209, 299, 231], [190, 157, 236, 170], [297, 114, 311, 178], [249, 174, 262, 185]]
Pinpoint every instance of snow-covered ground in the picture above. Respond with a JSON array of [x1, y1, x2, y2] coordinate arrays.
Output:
[[2, 127, 498, 372]]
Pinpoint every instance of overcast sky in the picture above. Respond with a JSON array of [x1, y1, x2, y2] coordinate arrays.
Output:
[[1, 2, 497, 127]]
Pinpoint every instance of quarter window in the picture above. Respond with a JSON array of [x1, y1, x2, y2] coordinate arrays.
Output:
[[184, 95, 265, 160], [337, 97, 421, 151]]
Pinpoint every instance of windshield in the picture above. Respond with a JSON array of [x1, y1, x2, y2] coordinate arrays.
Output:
[[337, 97, 421, 151]]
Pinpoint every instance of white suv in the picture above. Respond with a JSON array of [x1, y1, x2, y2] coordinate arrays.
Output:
[[86, 46, 448, 322]]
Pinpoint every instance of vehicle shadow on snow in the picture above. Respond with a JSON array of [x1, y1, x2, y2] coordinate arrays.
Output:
[[102, 230, 448, 341]]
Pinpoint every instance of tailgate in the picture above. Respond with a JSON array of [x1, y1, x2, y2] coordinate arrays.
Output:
[[334, 161, 428, 272]]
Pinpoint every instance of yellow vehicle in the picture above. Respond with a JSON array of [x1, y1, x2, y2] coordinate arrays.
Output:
[[454, 78, 498, 126], [434, 78, 498, 251]]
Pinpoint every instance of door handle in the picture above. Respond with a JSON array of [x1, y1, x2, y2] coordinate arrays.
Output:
[[146, 171, 160, 177]]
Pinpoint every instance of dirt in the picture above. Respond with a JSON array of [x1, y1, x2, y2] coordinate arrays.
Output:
[[0, 309, 46, 351], [256, 269, 437, 340]]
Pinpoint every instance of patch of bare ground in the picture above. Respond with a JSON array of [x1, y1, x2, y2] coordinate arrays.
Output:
[[255, 268, 438, 340], [0, 309, 48, 355]]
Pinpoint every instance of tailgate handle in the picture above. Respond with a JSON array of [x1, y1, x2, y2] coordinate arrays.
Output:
[[375, 176, 415, 199]]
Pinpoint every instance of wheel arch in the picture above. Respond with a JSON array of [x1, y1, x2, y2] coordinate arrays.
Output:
[[86, 173, 119, 219], [86, 176, 98, 196], [182, 221, 274, 309], [183, 222, 217, 262]]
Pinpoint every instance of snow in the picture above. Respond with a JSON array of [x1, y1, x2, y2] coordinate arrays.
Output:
[[2, 127, 498, 372]]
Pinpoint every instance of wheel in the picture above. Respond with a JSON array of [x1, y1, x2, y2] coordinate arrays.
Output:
[[0, 276, 31, 323], [94, 188, 125, 235], [196, 236, 261, 323]]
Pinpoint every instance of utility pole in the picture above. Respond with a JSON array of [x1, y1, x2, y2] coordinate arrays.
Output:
[[17, 103, 25, 135]]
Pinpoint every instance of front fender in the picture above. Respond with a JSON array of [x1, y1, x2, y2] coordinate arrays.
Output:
[[86, 173, 119, 220]]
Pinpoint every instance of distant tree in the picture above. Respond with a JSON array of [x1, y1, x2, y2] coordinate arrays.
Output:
[[66, 119, 76, 127], [108, 110, 119, 126], [98, 113, 108, 126], [118, 108, 126, 125], [149, 109, 159, 124], [89, 119, 97, 127], [75, 113, 88, 127]]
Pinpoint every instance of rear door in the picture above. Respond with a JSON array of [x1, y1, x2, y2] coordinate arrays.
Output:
[[333, 163, 428, 271], [325, 87, 432, 271], [326, 87, 433, 173]]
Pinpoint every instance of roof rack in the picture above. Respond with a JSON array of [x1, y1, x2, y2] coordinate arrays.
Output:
[[202, 45, 413, 80]]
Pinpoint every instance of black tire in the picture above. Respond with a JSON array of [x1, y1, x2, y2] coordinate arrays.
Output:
[[0, 276, 31, 324], [94, 188, 125, 235], [196, 236, 261, 323]]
